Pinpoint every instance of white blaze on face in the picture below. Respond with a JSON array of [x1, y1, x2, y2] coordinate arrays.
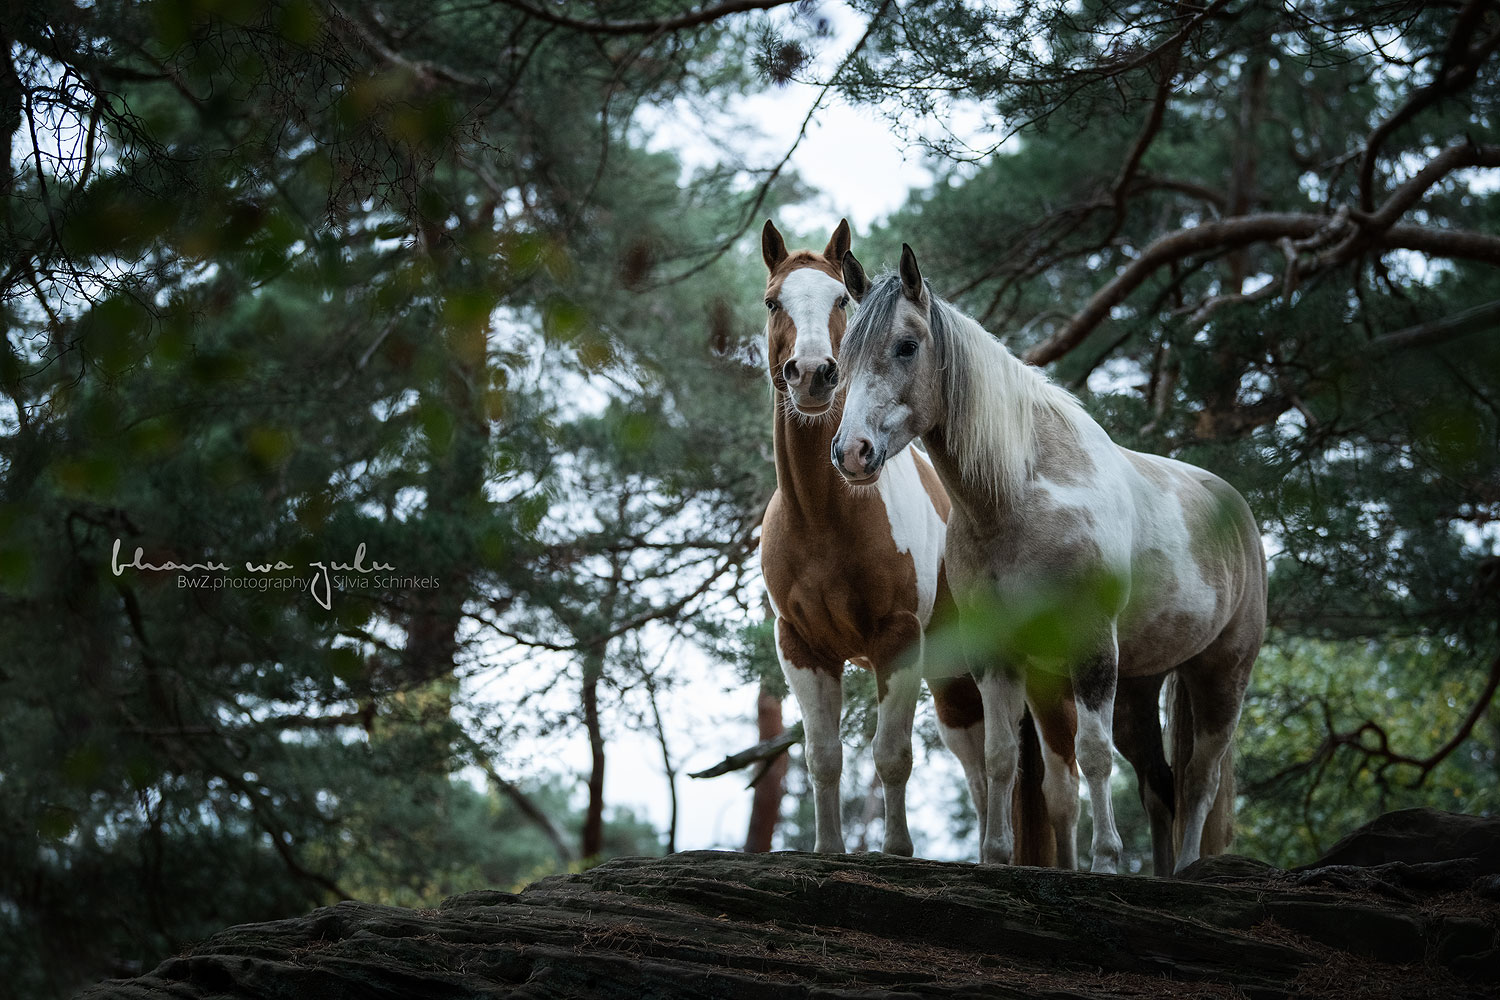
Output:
[[778, 267, 844, 374], [839, 370, 878, 446]]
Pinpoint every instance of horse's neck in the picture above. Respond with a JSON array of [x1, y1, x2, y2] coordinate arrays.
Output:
[[926, 319, 1096, 520], [921, 397, 1089, 525], [919, 424, 990, 525], [771, 394, 851, 518]]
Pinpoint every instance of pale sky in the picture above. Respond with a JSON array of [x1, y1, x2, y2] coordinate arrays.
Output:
[[636, 3, 958, 234], [554, 4, 978, 857], [530, 3, 1011, 860]]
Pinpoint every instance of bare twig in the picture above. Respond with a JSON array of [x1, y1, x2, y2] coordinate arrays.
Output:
[[690, 721, 803, 782], [657, 0, 896, 285], [457, 731, 576, 864]]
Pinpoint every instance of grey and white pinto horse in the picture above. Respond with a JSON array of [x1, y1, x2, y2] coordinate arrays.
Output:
[[830, 246, 1266, 874]]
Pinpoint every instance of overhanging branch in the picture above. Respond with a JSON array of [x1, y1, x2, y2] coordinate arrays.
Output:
[[489, 0, 798, 36], [1373, 298, 1500, 354], [1026, 160, 1500, 368]]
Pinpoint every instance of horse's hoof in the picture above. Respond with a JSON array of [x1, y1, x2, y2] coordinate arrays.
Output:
[[980, 841, 1014, 866]]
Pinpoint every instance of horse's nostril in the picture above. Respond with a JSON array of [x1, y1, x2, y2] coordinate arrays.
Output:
[[833, 435, 876, 476], [825, 362, 838, 387], [783, 359, 800, 384]]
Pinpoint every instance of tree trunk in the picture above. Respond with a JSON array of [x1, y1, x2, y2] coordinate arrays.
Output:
[[743, 682, 787, 852], [581, 644, 607, 859]]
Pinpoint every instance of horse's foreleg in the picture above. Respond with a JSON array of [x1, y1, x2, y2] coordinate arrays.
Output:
[[1075, 641, 1123, 874], [976, 667, 1027, 865], [944, 721, 987, 851], [869, 614, 923, 856], [872, 660, 921, 856], [1037, 727, 1080, 870], [1026, 677, 1079, 869], [776, 619, 845, 853]]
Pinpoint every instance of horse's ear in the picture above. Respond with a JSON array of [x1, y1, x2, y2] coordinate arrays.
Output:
[[899, 244, 925, 303], [823, 218, 851, 264], [762, 220, 788, 271], [841, 250, 869, 303]]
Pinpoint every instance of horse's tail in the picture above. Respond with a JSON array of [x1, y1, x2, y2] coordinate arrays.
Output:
[[1166, 672, 1189, 856], [1166, 673, 1237, 858], [1011, 705, 1055, 867]]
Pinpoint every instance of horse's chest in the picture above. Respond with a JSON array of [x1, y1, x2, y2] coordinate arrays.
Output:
[[872, 453, 946, 619], [762, 475, 942, 654]]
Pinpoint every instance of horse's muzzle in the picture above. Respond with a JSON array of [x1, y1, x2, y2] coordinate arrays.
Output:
[[792, 358, 840, 413], [783, 356, 837, 393], [832, 433, 884, 483]]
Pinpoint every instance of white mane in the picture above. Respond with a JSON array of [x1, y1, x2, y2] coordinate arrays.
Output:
[[936, 301, 1090, 502]]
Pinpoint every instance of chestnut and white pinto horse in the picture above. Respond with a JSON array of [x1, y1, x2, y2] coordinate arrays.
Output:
[[759, 221, 1076, 862], [831, 246, 1266, 874]]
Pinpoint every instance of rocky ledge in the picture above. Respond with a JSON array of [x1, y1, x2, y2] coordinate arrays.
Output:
[[81, 809, 1499, 999]]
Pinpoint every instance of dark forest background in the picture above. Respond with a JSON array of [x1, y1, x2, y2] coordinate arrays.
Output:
[[3, 2, 1498, 996]]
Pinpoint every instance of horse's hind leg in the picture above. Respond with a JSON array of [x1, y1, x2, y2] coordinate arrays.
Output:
[[776, 618, 845, 853], [1171, 648, 1252, 872], [1113, 674, 1176, 876], [930, 674, 987, 852]]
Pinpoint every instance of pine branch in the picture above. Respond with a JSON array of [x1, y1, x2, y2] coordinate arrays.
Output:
[[1373, 298, 1500, 354], [1356, 0, 1500, 212], [1026, 140, 1500, 367], [488, 0, 799, 36]]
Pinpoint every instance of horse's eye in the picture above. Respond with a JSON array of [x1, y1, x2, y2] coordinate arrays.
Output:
[[895, 339, 919, 359], [765, 299, 780, 312], [835, 296, 849, 309]]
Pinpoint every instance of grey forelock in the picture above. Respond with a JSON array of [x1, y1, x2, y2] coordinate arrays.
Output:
[[841, 265, 1087, 502], [840, 271, 905, 372], [841, 269, 965, 405], [843, 272, 958, 367]]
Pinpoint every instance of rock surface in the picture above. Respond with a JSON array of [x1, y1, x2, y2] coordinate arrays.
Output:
[[80, 811, 1499, 999], [1305, 806, 1500, 872]]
